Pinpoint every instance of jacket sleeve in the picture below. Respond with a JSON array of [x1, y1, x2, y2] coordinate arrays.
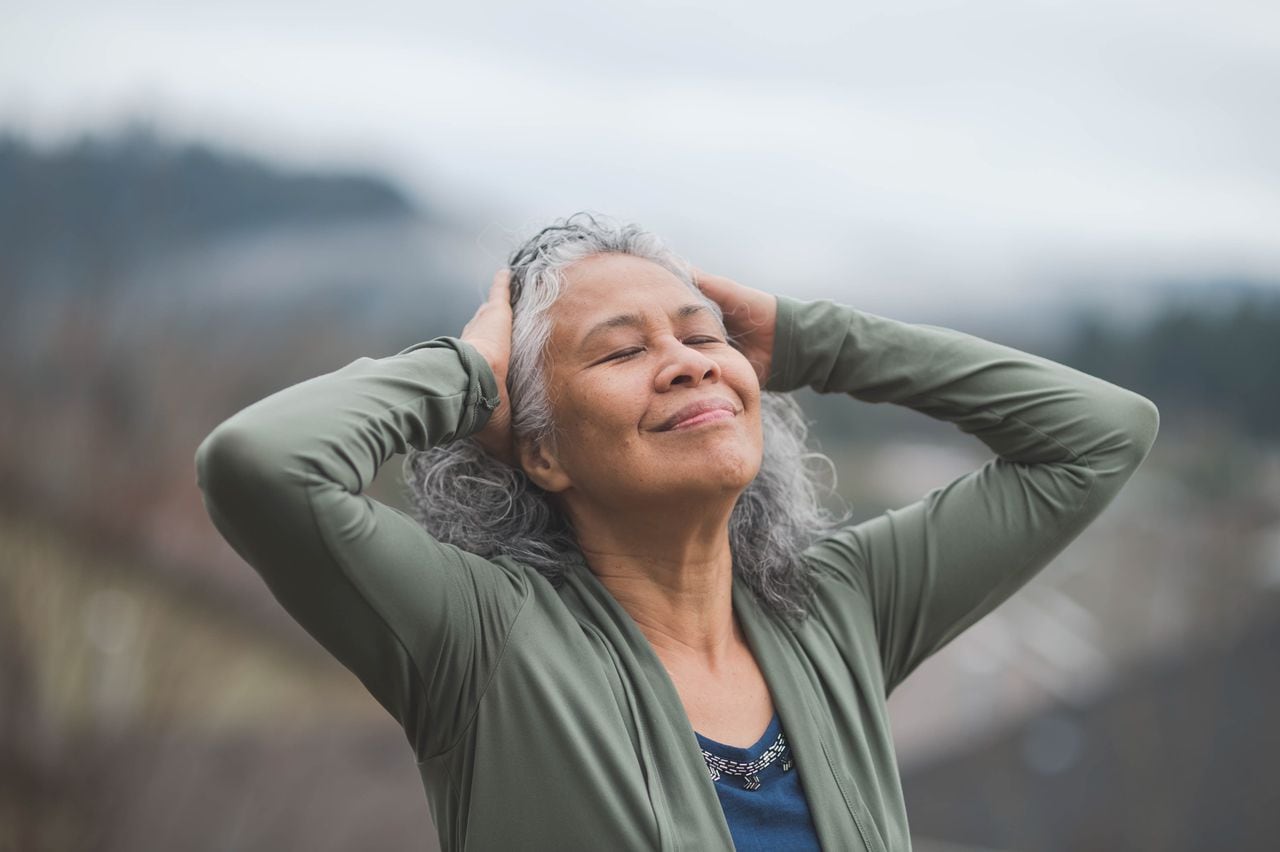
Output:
[[193, 336, 528, 759], [765, 296, 1160, 696]]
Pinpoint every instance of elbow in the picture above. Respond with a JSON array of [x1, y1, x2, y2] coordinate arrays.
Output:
[[1116, 392, 1160, 467], [1132, 393, 1160, 451], [194, 421, 280, 507]]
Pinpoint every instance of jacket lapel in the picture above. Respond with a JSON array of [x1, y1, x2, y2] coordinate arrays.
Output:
[[732, 573, 884, 852], [558, 551, 881, 852], [559, 552, 737, 851]]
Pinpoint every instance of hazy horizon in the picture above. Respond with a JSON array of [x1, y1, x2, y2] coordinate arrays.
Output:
[[4, 0, 1279, 324]]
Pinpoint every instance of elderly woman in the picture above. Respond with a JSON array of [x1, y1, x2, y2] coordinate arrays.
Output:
[[195, 212, 1159, 851]]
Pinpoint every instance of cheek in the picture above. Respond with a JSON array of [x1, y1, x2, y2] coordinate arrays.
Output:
[[555, 374, 648, 449], [733, 380, 766, 464]]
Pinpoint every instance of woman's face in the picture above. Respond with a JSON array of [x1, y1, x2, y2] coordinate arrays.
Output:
[[521, 253, 764, 511]]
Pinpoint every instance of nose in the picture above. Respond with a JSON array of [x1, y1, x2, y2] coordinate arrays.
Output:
[[654, 337, 721, 391]]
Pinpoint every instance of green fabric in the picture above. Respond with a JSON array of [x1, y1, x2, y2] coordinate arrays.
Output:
[[195, 296, 1159, 851]]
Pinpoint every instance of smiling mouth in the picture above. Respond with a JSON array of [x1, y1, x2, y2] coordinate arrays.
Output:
[[665, 409, 736, 431]]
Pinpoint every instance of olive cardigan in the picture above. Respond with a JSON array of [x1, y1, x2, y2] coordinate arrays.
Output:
[[194, 295, 1159, 851]]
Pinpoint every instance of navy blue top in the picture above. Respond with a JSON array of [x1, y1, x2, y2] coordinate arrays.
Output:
[[694, 713, 823, 851]]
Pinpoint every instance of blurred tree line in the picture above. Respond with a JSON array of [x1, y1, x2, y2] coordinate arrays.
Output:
[[0, 124, 414, 306], [1062, 287, 1280, 442]]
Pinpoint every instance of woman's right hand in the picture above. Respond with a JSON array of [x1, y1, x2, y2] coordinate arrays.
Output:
[[692, 267, 778, 386], [461, 269, 516, 466]]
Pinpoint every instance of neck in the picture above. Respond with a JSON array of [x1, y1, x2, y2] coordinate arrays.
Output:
[[568, 496, 741, 672]]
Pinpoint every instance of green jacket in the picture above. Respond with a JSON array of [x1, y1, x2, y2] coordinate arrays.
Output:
[[194, 295, 1159, 851]]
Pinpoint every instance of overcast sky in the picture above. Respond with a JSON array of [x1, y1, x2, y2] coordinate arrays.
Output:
[[4, 0, 1278, 324]]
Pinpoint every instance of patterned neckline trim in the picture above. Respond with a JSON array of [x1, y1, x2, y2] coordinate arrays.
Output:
[[694, 715, 794, 790]]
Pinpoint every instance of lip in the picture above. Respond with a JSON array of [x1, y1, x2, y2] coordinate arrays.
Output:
[[654, 398, 738, 432]]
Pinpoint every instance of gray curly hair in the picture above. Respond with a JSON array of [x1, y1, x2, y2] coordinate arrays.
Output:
[[402, 211, 846, 622]]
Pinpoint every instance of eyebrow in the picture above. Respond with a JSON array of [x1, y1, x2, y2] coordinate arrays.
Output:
[[577, 303, 718, 354]]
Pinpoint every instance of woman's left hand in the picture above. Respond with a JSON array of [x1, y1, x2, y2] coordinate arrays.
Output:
[[692, 267, 778, 386]]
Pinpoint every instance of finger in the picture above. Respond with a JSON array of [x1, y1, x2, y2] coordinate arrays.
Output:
[[693, 270, 747, 325], [691, 266, 723, 299], [489, 268, 512, 302], [692, 266, 731, 284], [692, 266, 740, 298]]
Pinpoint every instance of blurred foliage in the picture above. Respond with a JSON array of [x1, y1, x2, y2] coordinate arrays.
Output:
[[1061, 285, 1280, 441]]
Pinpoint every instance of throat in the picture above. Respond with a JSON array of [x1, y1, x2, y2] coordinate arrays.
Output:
[[665, 642, 776, 749]]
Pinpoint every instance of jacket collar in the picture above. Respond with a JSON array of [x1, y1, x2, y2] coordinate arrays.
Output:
[[556, 549, 880, 852]]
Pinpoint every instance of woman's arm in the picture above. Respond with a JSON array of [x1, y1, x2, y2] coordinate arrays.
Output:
[[193, 334, 528, 759], [767, 295, 1160, 695]]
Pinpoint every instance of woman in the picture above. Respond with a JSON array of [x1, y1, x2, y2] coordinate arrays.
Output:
[[195, 212, 1159, 851]]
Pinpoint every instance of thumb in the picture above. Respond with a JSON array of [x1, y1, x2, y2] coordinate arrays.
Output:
[[692, 266, 734, 297], [489, 268, 512, 306], [691, 266, 741, 315]]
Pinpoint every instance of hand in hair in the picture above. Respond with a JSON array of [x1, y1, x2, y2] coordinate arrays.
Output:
[[692, 267, 778, 386], [461, 269, 517, 466]]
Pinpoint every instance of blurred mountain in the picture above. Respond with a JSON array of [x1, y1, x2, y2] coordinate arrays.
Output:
[[0, 125, 414, 295]]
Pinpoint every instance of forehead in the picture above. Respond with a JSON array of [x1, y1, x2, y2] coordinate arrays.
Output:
[[558, 253, 687, 306], [549, 254, 714, 340]]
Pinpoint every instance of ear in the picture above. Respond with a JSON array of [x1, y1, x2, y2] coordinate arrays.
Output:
[[518, 436, 573, 493]]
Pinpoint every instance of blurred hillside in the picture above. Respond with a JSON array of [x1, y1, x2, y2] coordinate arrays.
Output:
[[901, 609, 1280, 851], [0, 126, 413, 294], [2, 129, 1277, 851]]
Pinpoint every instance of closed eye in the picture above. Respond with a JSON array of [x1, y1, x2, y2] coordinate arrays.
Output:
[[601, 347, 644, 362], [599, 337, 721, 364]]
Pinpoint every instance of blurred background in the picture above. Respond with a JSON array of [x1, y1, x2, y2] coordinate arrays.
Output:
[[2, 1, 1278, 850]]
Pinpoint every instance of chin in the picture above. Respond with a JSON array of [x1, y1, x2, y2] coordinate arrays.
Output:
[[687, 443, 763, 493]]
